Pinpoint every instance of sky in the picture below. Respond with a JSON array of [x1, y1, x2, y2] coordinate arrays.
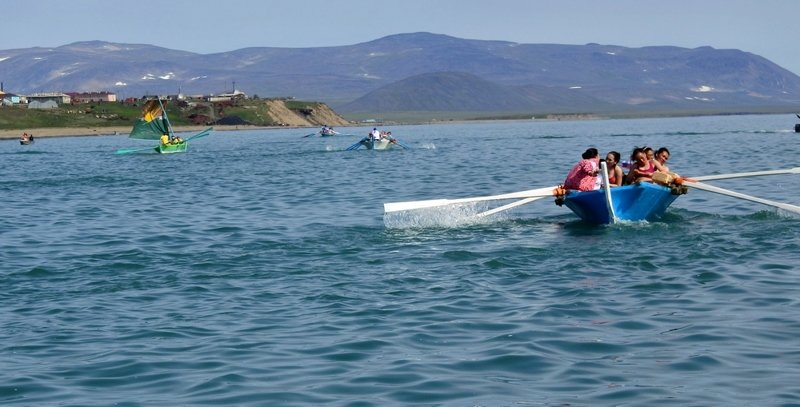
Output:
[[3, 0, 798, 75]]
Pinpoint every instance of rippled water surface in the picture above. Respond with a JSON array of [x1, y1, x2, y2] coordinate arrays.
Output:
[[2, 115, 800, 406]]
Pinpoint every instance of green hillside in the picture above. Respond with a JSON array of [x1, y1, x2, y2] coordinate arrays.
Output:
[[0, 99, 331, 130]]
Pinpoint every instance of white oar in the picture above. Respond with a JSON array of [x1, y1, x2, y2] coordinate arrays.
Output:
[[685, 181, 800, 214], [692, 167, 800, 181], [384, 185, 558, 213], [473, 196, 545, 218]]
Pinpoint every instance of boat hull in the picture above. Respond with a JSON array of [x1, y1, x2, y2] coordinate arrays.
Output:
[[155, 142, 187, 154], [20, 139, 33, 145], [364, 139, 395, 150], [563, 182, 681, 224]]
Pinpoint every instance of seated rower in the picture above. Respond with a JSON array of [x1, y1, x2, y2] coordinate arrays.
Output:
[[654, 147, 670, 173], [604, 151, 623, 187], [624, 147, 654, 184], [564, 148, 601, 191]]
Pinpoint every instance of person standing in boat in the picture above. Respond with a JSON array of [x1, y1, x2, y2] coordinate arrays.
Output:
[[563, 148, 601, 191], [370, 128, 381, 141], [604, 151, 623, 187]]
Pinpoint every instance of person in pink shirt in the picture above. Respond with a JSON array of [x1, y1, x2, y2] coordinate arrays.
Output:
[[624, 147, 655, 184], [563, 148, 601, 191]]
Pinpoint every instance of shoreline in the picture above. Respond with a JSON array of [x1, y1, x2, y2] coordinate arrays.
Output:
[[0, 125, 296, 140]]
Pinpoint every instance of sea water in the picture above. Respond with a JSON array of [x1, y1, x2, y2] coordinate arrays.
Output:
[[1, 114, 799, 406]]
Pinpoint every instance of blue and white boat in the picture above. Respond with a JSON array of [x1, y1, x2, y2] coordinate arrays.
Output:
[[383, 162, 800, 224], [557, 162, 687, 224], [559, 182, 685, 224]]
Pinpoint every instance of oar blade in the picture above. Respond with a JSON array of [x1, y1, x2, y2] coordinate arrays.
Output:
[[115, 146, 155, 155]]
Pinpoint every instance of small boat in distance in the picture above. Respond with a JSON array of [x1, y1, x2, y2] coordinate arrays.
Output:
[[320, 126, 338, 137], [795, 113, 800, 133], [345, 130, 409, 151], [116, 99, 212, 155], [19, 132, 34, 145], [363, 137, 397, 150]]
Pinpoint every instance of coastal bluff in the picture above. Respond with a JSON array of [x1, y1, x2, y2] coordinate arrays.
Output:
[[0, 99, 351, 139]]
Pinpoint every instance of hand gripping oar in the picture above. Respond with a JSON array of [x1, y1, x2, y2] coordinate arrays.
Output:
[[691, 167, 800, 182], [685, 181, 800, 215], [384, 185, 559, 213]]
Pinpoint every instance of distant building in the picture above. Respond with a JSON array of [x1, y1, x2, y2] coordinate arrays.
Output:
[[2, 92, 22, 105], [65, 91, 117, 103], [26, 92, 71, 108], [28, 100, 59, 109], [205, 89, 247, 103]]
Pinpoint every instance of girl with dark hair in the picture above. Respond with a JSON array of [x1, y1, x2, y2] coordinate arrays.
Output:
[[604, 151, 623, 187], [564, 148, 601, 191]]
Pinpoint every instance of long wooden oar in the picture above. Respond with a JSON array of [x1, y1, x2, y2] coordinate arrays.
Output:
[[384, 185, 558, 213], [685, 181, 800, 214], [473, 196, 545, 218], [184, 127, 213, 141], [692, 167, 800, 181], [115, 146, 156, 155], [345, 138, 367, 151]]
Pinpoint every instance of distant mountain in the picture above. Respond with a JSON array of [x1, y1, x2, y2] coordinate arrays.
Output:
[[1, 33, 799, 116], [340, 71, 613, 114]]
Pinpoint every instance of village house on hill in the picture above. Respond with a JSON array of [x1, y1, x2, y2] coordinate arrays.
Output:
[[65, 91, 117, 103], [26, 92, 71, 109]]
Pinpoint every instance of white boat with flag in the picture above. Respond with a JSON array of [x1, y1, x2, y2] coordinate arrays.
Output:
[[384, 163, 800, 225], [116, 99, 212, 155]]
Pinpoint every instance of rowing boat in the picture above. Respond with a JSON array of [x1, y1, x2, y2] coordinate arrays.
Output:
[[383, 165, 800, 224], [364, 138, 396, 150], [345, 136, 410, 151], [115, 99, 212, 155], [558, 182, 685, 224], [155, 141, 187, 154]]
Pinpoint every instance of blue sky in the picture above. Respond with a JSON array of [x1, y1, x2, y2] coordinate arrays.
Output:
[[4, 0, 798, 75]]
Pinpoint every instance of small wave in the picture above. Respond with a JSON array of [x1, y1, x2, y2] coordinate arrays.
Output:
[[383, 203, 509, 229]]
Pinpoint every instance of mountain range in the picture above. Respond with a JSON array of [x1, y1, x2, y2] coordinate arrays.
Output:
[[1, 32, 799, 117]]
